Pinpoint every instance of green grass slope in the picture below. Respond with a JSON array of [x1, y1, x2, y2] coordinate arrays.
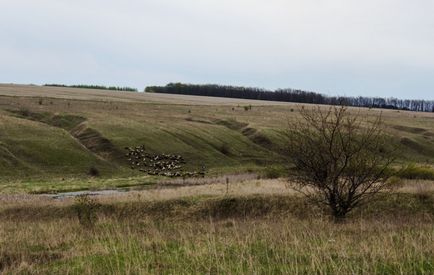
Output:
[[0, 114, 117, 178], [0, 92, 283, 185], [0, 84, 433, 192]]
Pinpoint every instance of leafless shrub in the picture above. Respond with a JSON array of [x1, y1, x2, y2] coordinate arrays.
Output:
[[88, 166, 100, 177], [285, 105, 397, 221], [74, 195, 99, 228]]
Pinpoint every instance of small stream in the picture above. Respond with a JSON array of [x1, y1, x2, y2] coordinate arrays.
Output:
[[39, 173, 259, 200], [42, 189, 129, 200]]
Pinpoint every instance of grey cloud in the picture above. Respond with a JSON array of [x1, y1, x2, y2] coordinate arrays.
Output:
[[0, 0, 433, 99]]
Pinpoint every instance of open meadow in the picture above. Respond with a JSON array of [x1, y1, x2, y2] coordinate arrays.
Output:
[[1, 84, 433, 191], [0, 84, 433, 274]]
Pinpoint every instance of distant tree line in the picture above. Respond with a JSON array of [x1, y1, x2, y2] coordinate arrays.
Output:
[[45, 84, 138, 92], [145, 83, 434, 112]]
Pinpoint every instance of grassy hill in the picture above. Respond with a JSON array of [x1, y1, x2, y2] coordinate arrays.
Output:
[[0, 84, 433, 274], [0, 84, 433, 192]]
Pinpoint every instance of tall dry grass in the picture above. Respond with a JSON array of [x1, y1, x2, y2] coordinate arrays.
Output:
[[0, 186, 433, 274], [0, 215, 432, 274]]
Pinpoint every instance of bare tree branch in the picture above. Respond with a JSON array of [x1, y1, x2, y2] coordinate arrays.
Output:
[[285, 105, 397, 221]]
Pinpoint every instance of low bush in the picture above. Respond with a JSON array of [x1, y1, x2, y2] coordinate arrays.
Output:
[[219, 143, 231, 155], [74, 195, 99, 228], [88, 166, 100, 177]]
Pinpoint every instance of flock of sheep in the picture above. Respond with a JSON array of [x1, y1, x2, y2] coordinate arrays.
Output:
[[125, 145, 206, 178]]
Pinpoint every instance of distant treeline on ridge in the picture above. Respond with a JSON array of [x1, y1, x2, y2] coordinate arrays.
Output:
[[45, 84, 138, 92], [146, 83, 434, 112]]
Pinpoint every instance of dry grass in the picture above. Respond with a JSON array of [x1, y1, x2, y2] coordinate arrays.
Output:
[[0, 179, 433, 274], [0, 187, 433, 274], [68, 178, 434, 205], [0, 85, 433, 273], [396, 180, 434, 193], [100, 178, 297, 204], [159, 173, 259, 186], [1, 217, 433, 274], [0, 177, 433, 274], [0, 83, 302, 106], [0, 178, 295, 212], [1, 178, 432, 209]]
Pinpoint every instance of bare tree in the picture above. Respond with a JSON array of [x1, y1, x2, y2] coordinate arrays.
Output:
[[285, 106, 396, 221]]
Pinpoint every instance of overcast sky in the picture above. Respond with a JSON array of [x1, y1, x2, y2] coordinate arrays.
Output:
[[1, 0, 433, 99]]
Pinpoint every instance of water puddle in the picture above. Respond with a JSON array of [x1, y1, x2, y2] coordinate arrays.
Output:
[[43, 189, 129, 200]]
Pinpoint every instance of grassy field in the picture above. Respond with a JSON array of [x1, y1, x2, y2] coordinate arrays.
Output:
[[1, 84, 434, 192], [0, 179, 433, 274], [0, 84, 433, 274]]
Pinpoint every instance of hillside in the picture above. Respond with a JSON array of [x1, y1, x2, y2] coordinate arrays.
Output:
[[0, 84, 433, 192]]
